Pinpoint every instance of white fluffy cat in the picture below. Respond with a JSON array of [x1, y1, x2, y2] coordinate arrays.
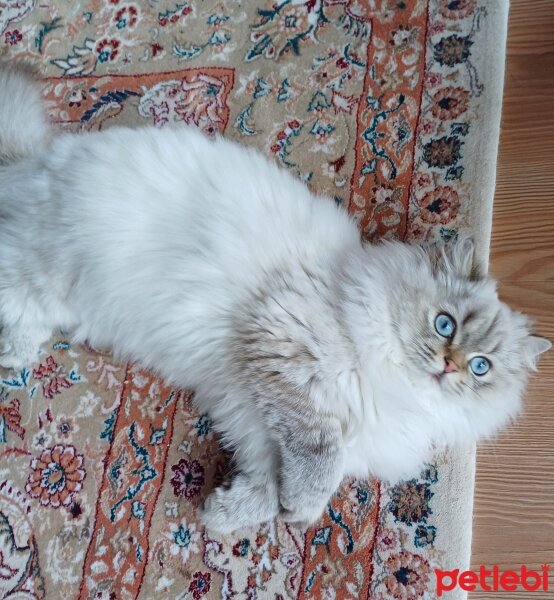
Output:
[[0, 65, 550, 532]]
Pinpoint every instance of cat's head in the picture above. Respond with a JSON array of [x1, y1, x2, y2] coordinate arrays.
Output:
[[386, 237, 550, 439]]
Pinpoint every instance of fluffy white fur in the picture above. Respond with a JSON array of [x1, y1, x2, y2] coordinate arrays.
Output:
[[0, 66, 550, 532]]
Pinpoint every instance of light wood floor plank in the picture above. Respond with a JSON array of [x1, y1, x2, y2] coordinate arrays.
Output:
[[470, 1, 554, 597]]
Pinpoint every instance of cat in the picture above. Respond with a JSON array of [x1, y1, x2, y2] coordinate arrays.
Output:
[[0, 64, 550, 533]]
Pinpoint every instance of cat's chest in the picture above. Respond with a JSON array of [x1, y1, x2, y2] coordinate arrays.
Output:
[[344, 369, 440, 482]]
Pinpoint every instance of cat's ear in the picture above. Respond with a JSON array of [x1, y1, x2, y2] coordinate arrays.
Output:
[[447, 236, 477, 279], [524, 335, 552, 371], [428, 236, 482, 280]]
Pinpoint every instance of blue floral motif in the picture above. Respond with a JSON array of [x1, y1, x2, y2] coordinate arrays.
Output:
[[423, 136, 463, 168], [173, 523, 193, 548], [100, 408, 118, 442], [194, 413, 212, 438], [388, 479, 433, 526], [35, 17, 63, 54], [433, 35, 473, 67], [81, 90, 140, 123], [414, 524, 437, 547], [360, 94, 405, 180], [109, 423, 158, 522], [312, 525, 332, 547], [277, 79, 292, 102]]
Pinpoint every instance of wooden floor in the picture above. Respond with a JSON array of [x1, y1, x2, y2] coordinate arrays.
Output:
[[470, 1, 554, 598]]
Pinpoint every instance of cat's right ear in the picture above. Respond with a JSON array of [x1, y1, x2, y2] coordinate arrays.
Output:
[[446, 236, 477, 279], [524, 335, 552, 371], [427, 236, 482, 280]]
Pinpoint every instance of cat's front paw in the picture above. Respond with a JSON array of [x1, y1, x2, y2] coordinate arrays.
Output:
[[279, 493, 329, 528], [200, 486, 240, 534], [200, 474, 280, 534], [0, 336, 38, 370]]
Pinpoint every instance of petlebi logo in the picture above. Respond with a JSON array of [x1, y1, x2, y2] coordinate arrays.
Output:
[[435, 564, 550, 596]]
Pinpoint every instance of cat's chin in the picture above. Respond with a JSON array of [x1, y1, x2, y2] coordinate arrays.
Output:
[[429, 371, 456, 394]]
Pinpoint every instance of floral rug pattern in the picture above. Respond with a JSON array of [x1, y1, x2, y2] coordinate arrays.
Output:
[[1, 1, 496, 598]]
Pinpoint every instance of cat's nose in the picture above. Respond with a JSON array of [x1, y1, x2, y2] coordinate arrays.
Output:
[[443, 357, 459, 373]]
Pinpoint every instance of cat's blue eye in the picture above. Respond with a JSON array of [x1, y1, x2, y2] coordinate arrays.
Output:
[[469, 356, 491, 376], [435, 313, 456, 338]]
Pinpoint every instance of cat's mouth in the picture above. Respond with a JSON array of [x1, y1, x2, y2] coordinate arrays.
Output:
[[432, 371, 446, 384], [431, 370, 456, 384], [431, 357, 460, 384]]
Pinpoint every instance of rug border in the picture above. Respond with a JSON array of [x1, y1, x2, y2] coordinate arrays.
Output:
[[454, 1, 510, 596], [466, 0, 510, 271]]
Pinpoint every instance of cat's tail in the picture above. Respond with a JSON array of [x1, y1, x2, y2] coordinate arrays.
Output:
[[0, 62, 51, 165]]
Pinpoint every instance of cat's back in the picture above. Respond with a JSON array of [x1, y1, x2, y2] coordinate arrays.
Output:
[[38, 125, 359, 378], [46, 124, 358, 289]]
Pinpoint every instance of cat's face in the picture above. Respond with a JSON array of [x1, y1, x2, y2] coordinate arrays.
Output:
[[401, 282, 524, 399], [390, 238, 550, 436]]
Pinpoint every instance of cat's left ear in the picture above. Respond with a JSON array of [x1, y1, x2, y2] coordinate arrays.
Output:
[[524, 335, 552, 371]]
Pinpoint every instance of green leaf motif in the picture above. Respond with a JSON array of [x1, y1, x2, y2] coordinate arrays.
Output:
[[308, 91, 331, 112], [235, 103, 257, 136], [35, 17, 63, 54], [312, 525, 332, 546], [149, 427, 166, 445], [173, 42, 204, 60], [277, 79, 292, 102]]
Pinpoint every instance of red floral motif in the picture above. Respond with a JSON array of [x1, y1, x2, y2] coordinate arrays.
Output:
[[139, 74, 229, 134], [232, 538, 250, 557], [431, 86, 469, 120], [0, 398, 25, 440], [151, 43, 163, 56], [159, 4, 192, 27], [33, 356, 73, 399], [384, 551, 431, 599], [439, 0, 476, 19], [420, 186, 460, 224], [308, 47, 359, 91], [376, 527, 400, 554], [67, 87, 88, 107], [331, 89, 357, 114], [420, 119, 437, 135], [188, 571, 211, 598], [175, 76, 225, 133], [4, 30, 23, 46], [413, 172, 432, 189], [424, 71, 442, 88], [371, 184, 396, 206], [389, 25, 417, 52], [170, 458, 205, 499], [114, 5, 138, 28], [428, 21, 446, 36], [96, 38, 121, 62], [25, 444, 86, 508]]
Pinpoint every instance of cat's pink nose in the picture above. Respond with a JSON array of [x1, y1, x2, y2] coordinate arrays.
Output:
[[444, 357, 459, 373]]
